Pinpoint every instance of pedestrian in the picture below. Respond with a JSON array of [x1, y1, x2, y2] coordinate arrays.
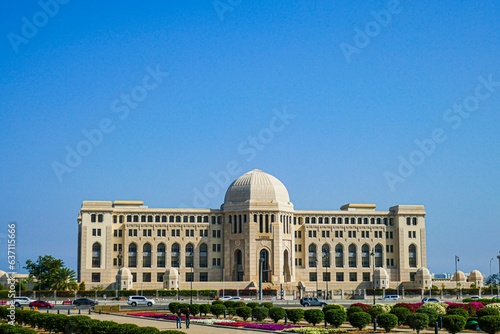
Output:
[[176, 308, 182, 328], [185, 307, 191, 328]]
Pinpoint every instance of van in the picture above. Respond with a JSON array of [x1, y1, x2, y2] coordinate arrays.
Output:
[[379, 295, 400, 300]]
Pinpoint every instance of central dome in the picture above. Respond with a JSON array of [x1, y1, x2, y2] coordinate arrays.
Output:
[[223, 169, 293, 211]]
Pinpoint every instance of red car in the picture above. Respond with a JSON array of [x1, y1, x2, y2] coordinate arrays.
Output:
[[29, 300, 55, 309]]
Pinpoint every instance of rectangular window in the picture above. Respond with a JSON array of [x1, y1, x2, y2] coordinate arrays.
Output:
[[143, 273, 151, 282], [323, 272, 331, 282], [127, 215, 132, 222], [113, 258, 117, 266], [186, 230, 190, 237], [132, 273, 137, 282], [157, 273, 164, 282], [410, 272, 416, 281], [336, 272, 344, 282], [186, 272, 194, 282], [113, 244, 117, 252], [349, 273, 357, 282], [362, 272, 370, 282], [91, 273, 100, 282], [91, 214, 96, 222], [118, 230, 122, 237], [92, 229, 97, 236], [144, 230, 148, 237], [200, 272, 208, 282], [309, 272, 317, 282], [171, 230, 176, 237], [176, 230, 180, 237], [413, 231, 416, 238]]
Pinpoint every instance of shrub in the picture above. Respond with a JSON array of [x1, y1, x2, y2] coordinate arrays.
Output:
[[446, 307, 468, 318], [407, 313, 429, 334], [107, 323, 141, 334], [323, 304, 345, 314], [66, 315, 94, 333], [140, 326, 161, 334], [417, 306, 439, 326], [234, 301, 246, 308], [269, 307, 286, 323], [390, 306, 410, 325], [394, 302, 423, 313], [346, 306, 363, 319], [212, 300, 224, 305], [199, 304, 211, 316], [0, 323, 37, 333], [92, 320, 120, 334], [252, 306, 269, 322], [168, 302, 181, 314], [351, 303, 371, 312], [442, 315, 467, 334], [246, 302, 259, 309], [236, 306, 252, 321], [377, 313, 398, 332], [185, 304, 199, 316], [421, 302, 447, 315], [286, 308, 305, 324], [348, 312, 372, 330], [210, 304, 226, 318], [366, 305, 386, 320], [304, 309, 324, 326], [479, 307, 500, 318], [223, 300, 235, 309], [478, 315, 500, 334], [325, 309, 347, 328], [227, 307, 236, 318], [261, 302, 274, 309]]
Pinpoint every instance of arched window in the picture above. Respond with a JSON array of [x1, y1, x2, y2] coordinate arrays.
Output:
[[361, 244, 370, 268], [235, 249, 243, 281], [171, 243, 180, 267], [157, 243, 166, 268], [199, 243, 208, 268], [409, 244, 417, 268], [92, 243, 101, 268], [321, 244, 330, 268], [348, 244, 357, 267], [375, 244, 383, 267], [186, 243, 194, 267], [308, 244, 317, 267], [143, 243, 151, 268], [335, 244, 344, 267], [128, 243, 137, 268]]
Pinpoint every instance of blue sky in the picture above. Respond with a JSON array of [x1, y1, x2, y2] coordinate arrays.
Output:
[[0, 1, 499, 278]]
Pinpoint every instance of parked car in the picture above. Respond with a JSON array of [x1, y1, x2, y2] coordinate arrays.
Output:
[[469, 295, 480, 300], [13, 297, 35, 307], [127, 295, 155, 306], [230, 296, 244, 301], [29, 300, 54, 309], [219, 296, 233, 301], [300, 297, 327, 307], [73, 297, 98, 306], [422, 297, 440, 303], [379, 295, 400, 300]]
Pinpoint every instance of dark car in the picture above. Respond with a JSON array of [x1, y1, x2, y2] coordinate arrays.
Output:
[[73, 297, 98, 306], [29, 300, 54, 309], [299, 297, 327, 307]]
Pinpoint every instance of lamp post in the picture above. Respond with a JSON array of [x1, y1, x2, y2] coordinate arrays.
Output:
[[177, 271, 180, 301], [315, 259, 319, 297], [455, 255, 460, 300], [190, 265, 193, 304], [259, 257, 264, 300], [490, 257, 494, 296], [323, 253, 330, 300], [371, 250, 375, 305]]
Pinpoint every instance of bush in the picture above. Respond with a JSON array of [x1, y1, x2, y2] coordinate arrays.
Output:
[[286, 308, 305, 324], [66, 315, 94, 333], [269, 307, 286, 323], [323, 304, 344, 314], [390, 306, 411, 325], [108, 323, 141, 334], [442, 315, 467, 334], [351, 303, 371, 312], [366, 305, 386, 320], [210, 304, 226, 318], [168, 302, 181, 314], [349, 312, 372, 330], [226, 307, 236, 318], [199, 304, 211, 316], [252, 306, 269, 322], [417, 306, 439, 326], [479, 307, 500, 318], [234, 301, 246, 308], [212, 300, 224, 305], [236, 306, 252, 321], [377, 313, 399, 332], [304, 309, 324, 326], [246, 302, 259, 309], [446, 307, 469, 319], [140, 326, 161, 334], [261, 302, 274, 309], [223, 300, 235, 309], [346, 306, 363, 319], [478, 315, 500, 334], [0, 323, 37, 334], [325, 309, 347, 328], [421, 302, 447, 315], [92, 320, 120, 334], [407, 313, 429, 334]]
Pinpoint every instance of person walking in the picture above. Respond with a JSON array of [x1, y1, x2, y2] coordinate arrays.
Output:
[[176, 308, 182, 328], [185, 307, 191, 328]]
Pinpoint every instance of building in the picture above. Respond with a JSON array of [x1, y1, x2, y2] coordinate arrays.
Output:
[[78, 169, 432, 295]]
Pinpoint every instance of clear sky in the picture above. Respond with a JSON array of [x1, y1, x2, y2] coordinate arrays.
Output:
[[1, 1, 499, 279]]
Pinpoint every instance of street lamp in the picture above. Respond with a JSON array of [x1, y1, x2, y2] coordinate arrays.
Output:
[[455, 255, 460, 300], [259, 257, 264, 300], [371, 250, 375, 305], [323, 252, 330, 300], [315, 259, 319, 297], [490, 257, 494, 296], [190, 265, 193, 304]]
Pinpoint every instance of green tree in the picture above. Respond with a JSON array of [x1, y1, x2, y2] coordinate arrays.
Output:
[[390, 306, 411, 325], [377, 313, 398, 332], [324, 309, 347, 328], [304, 309, 324, 326], [417, 306, 439, 326], [25, 255, 64, 290], [236, 306, 252, 321], [51, 267, 78, 291], [269, 307, 286, 323], [252, 306, 269, 322], [478, 315, 500, 334], [78, 282, 86, 290], [349, 312, 372, 330], [286, 309, 305, 324], [199, 304, 211, 316], [442, 315, 467, 334], [211, 304, 226, 318], [407, 313, 429, 334]]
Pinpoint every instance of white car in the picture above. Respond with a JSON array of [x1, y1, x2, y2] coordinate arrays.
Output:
[[230, 296, 244, 301], [13, 297, 35, 307], [219, 295, 233, 301], [127, 295, 155, 306]]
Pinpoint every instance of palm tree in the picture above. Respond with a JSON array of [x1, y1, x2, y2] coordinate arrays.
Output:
[[50, 268, 78, 291]]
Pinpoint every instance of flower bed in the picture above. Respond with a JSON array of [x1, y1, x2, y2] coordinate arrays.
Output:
[[283, 328, 347, 334], [127, 312, 167, 318], [214, 321, 299, 330]]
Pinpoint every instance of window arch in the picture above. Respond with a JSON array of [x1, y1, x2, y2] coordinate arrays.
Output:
[[157, 243, 166, 268], [92, 243, 101, 268], [335, 244, 344, 267], [128, 243, 137, 268], [409, 244, 417, 267], [199, 243, 208, 268], [171, 243, 180, 267], [375, 244, 383, 267], [321, 244, 330, 268], [361, 244, 370, 268], [143, 243, 152, 268], [308, 244, 317, 267], [185, 243, 194, 267], [348, 244, 357, 267]]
